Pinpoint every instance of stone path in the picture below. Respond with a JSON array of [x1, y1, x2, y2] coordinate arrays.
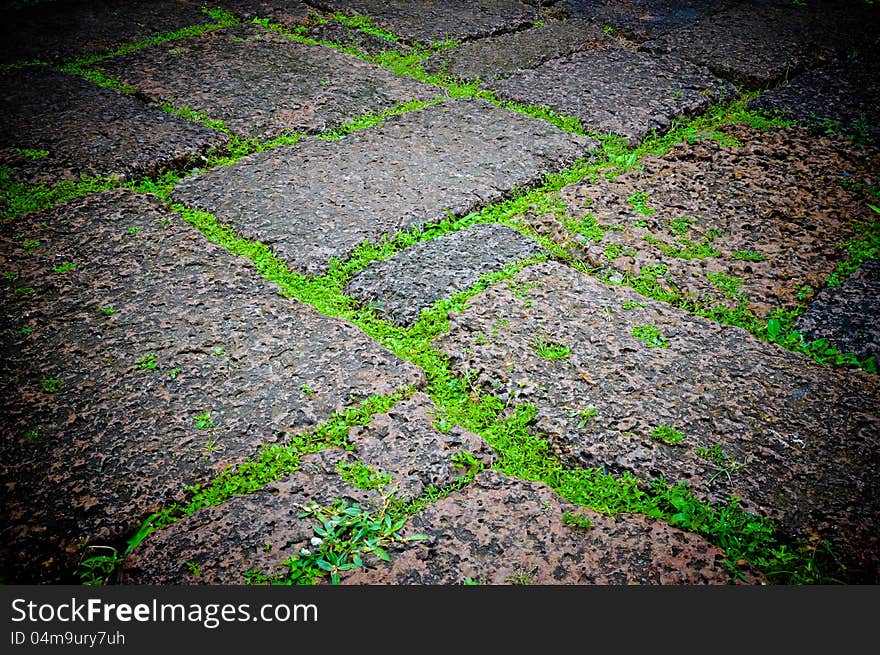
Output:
[[1, 0, 879, 586]]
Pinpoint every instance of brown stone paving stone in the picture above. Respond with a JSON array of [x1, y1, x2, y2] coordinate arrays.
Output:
[[797, 260, 880, 364], [0, 190, 424, 583], [421, 19, 607, 82], [0, 0, 211, 65], [490, 45, 731, 145], [307, 0, 539, 45], [0, 67, 228, 184], [532, 124, 880, 318], [345, 224, 545, 327], [122, 450, 381, 585], [171, 99, 596, 276], [97, 23, 434, 140], [342, 470, 763, 584], [435, 262, 880, 582]]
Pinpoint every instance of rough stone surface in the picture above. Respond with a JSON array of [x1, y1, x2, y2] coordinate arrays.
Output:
[[421, 19, 607, 82], [0, 67, 228, 183], [305, 20, 410, 56], [343, 470, 763, 584], [347, 393, 496, 502], [538, 124, 880, 317], [490, 46, 731, 145], [561, 0, 726, 41], [797, 261, 880, 364], [750, 54, 880, 143], [0, 190, 424, 583], [98, 24, 434, 140], [346, 224, 544, 326], [172, 99, 596, 275], [308, 0, 539, 45], [436, 262, 880, 581], [219, 0, 311, 24], [0, 0, 210, 64], [123, 450, 380, 585]]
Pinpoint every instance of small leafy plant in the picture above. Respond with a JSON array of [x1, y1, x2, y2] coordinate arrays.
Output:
[[137, 353, 157, 371], [651, 425, 685, 445], [42, 378, 64, 393], [562, 510, 593, 531], [632, 323, 669, 349], [532, 336, 572, 360]]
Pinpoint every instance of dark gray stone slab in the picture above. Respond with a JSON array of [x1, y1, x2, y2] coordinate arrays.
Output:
[[0, 190, 424, 583], [0, 67, 228, 184], [308, 0, 539, 45], [0, 0, 210, 64], [436, 261, 880, 581], [421, 18, 606, 81], [306, 19, 410, 56], [219, 0, 311, 24], [797, 260, 880, 364], [171, 99, 596, 275], [490, 45, 730, 144], [98, 24, 434, 140], [561, 0, 728, 41], [346, 224, 544, 326], [342, 470, 764, 584]]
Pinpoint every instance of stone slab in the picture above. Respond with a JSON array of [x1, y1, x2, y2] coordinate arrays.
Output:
[[307, 0, 539, 45], [0, 0, 210, 64], [346, 224, 544, 326], [171, 99, 596, 275], [219, 0, 311, 25], [305, 19, 409, 56], [0, 190, 424, 583], [436, 261, 880, 581], [421, 19, 607, 82], [490, 46, 731, 145], [342, 470, 763, 584], [560, 0, 727, 42], [98, 24, 434, 140], [0, 67, 228, 184], [797, 260, 880, 364], [539, 124, 880, 318]]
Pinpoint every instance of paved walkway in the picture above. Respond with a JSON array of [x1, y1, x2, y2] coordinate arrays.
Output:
[[1, 0, 879, 585]]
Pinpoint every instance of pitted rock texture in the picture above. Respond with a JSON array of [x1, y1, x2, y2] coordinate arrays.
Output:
[[436, 262, 880, 581], [219, 0, 310, 24], [342, 470, 762, 584], [421, 19, 607, 82], [750, 54, 880, 144], [0, 190, 424, 583], [172, 99, 596, 275], [490, 46, 730, 145], [0, 0, 210, 65], [543, 125, 880, 317], [346, 224, 544, 326], [347, 393, 496, 502], [0, 67, 228, 184], [797, 261, 880, 364], [561, 0, 727, 41], [308, 0, 538, 45], [123, 451, 380, 585], [98, 23, 434, 140]]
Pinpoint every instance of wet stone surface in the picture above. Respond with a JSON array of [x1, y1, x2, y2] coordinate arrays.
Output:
[[0, 190, 424, 583], [490, 46, 730, 145], [342, 470, 763, 584], [421, 19, 607, 82], [0, 67, 228, 184], [0, 0, 210, 65], [538, 125, 880, 317], [98, 24, 434, 140], [172, 99, 596, 275], [436, 261, 880, 581], [797, 261, 880, 364], [308, 0, 539, 45], [346, 224, 544, 326], [560, 0, 727, 42]]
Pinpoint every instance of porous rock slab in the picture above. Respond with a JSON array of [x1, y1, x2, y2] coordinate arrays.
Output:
[[0, 190, 423, 583], [561, 0, 728, 41], [490, 46, 730, 145], [172, 99, 596, 275], [0, 0, 210, 65], [421, 19, 607, 82], [436, 262, 880, 581], [218, 0, 310, 24], [308, 0, 538, 45], [797, 260, 880, 364], [343, 470, 759, 584], [346, 224, 544, 326], [545, 125, 880, 317], [0, 67, 227, 183], [124, 395, 495, 583], [98, 24, 433, 140]]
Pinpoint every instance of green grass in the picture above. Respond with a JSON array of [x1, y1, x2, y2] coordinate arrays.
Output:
[[632, 323, 669, 349], [531, 336, 572, 360], [651, 425, 685, 445]]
